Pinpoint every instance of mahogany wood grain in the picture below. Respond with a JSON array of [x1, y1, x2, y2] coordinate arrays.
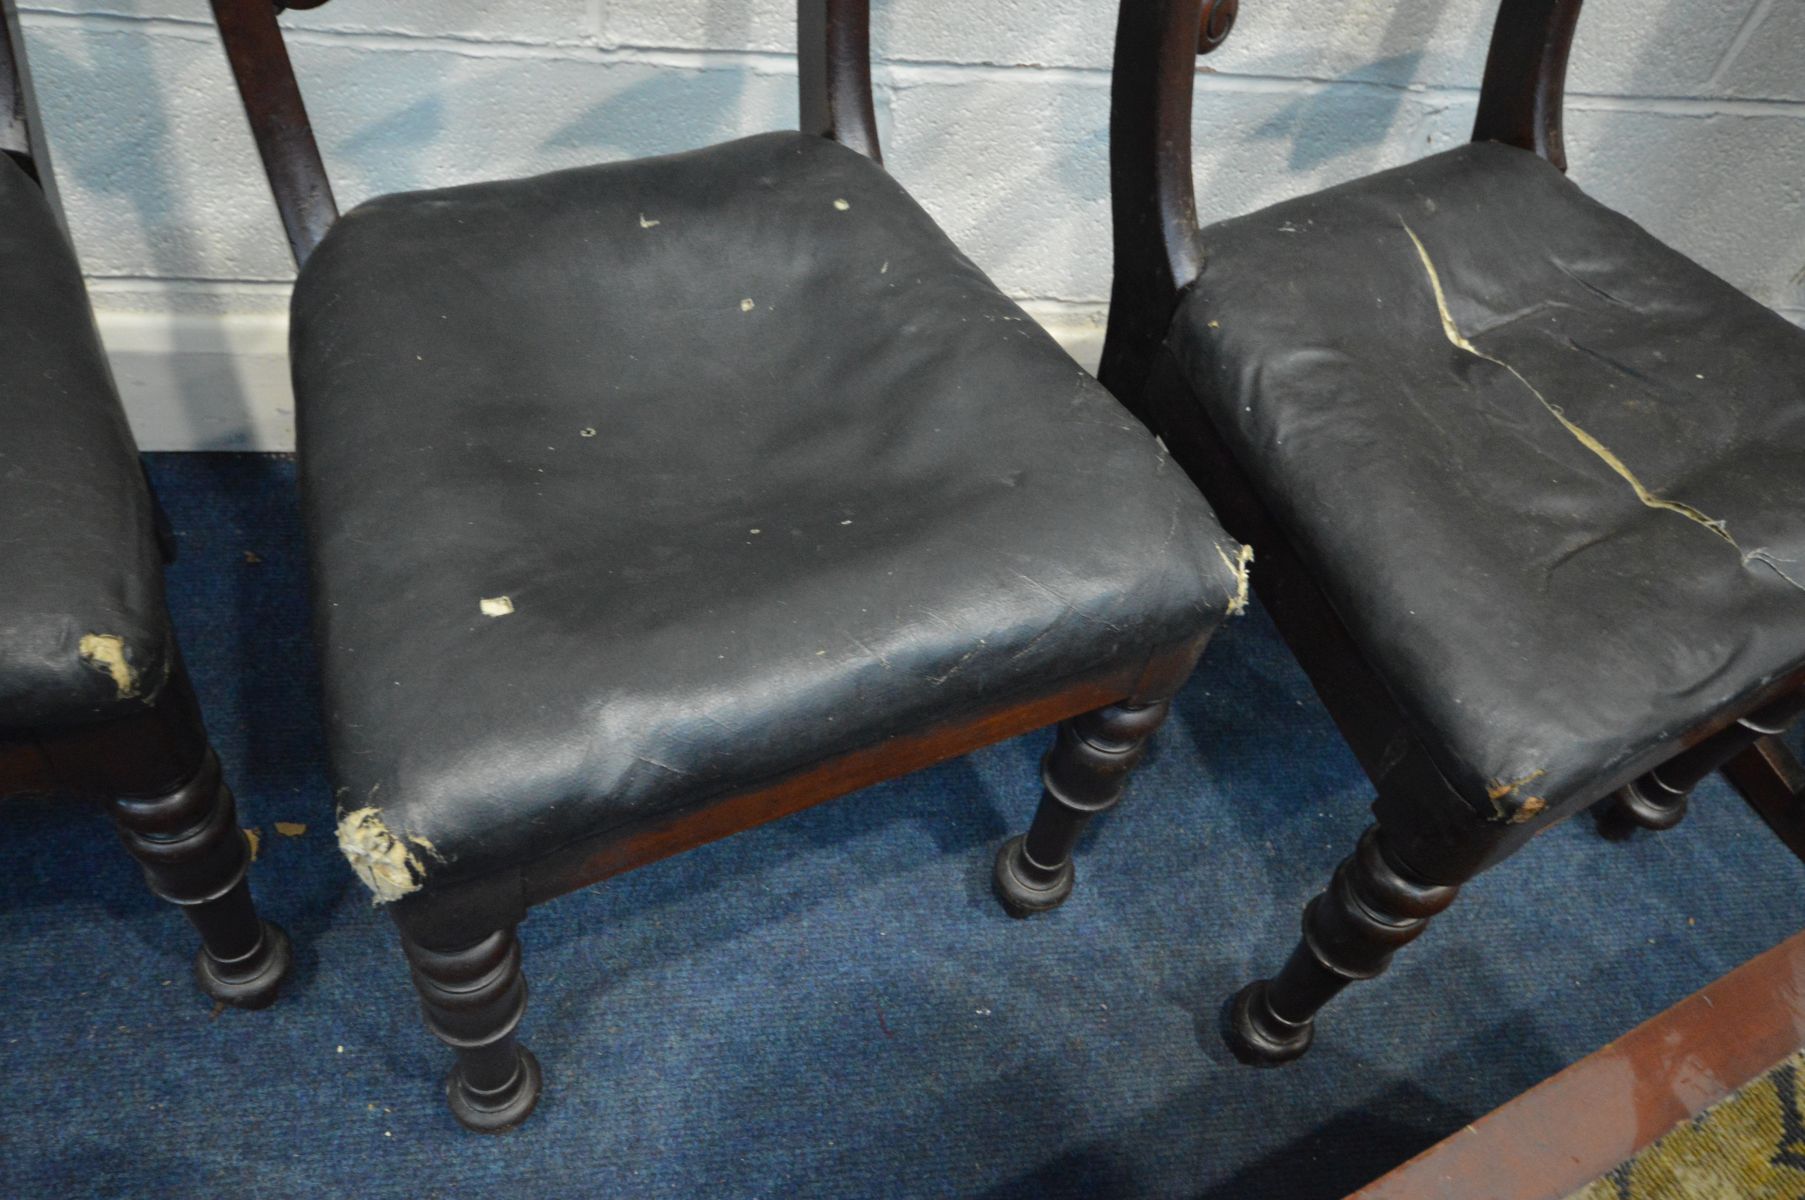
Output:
[[798, 0, 880, 161], [1471, 0, 1584, 170], [208, 0, 336, 263], [1725, 736, 1805, 863], [1097, 0, 1209, 415], [522, 642, 1200, 905], [214, 0, 883, 268]]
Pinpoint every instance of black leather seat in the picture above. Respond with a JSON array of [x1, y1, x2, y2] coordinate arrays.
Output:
[[0, 140, 289, 1008], [293, 131, 1235, 890], [0, 153, 174, 733], [1165, 141, 1805, 823]]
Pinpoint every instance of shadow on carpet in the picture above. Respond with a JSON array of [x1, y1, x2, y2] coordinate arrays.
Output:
[[3, 453, 1802, 1199]]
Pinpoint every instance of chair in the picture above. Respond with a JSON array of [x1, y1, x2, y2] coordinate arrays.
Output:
[[1724, 735, 1805, 859], [208, 0, 1242, 1131], [0, 2, 289, 1009], [1104, 0, 1805, 1065]]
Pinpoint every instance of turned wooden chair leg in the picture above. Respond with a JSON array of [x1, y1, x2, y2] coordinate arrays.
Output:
[[1599, 694, 1804, 841], [1595, 770, 1689, 839], [399, 920, 542, 1134], [1227, 823, 1460, 1066], [993, 697, 1172, 917], [1724, 736, 1805, 862], [108, 748, 291, 1008]]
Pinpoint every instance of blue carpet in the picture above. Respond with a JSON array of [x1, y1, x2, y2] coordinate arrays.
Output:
[[4, 452, 1802, 1199]]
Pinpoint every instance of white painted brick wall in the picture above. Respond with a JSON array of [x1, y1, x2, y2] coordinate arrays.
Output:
[[11, 0, 1803, 447]]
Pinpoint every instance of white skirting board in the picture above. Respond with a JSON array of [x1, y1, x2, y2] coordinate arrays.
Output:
[[100, 311, 298, 452], [97, 303, 1108, 453]]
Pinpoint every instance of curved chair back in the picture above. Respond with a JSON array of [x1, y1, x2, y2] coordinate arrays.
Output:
[[1101, 0, 1585, 404], [209, 0, 880, 265]]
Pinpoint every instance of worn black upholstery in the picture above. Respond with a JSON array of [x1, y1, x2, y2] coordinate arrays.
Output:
[[1166, 141, 1805, 823], [293, 131, 1237, 891], [0, 153, 172, 732]]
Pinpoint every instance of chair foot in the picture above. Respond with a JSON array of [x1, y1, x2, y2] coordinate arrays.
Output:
[[992, 834, 1074, 917], [1226, 824, 1460, 1065], [992, 698, 1171, 918], [1226, 980, 1313, 1067], [1596, 773, 1688, 841], [197, 919, 292, 1010], [400, 921, 541, 1134], [110, 748, 290, 1007], [448, 1044, 542, 1135]]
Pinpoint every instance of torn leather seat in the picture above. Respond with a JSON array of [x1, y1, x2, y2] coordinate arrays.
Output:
[[0, 104, 290, 1009], [1164, 141, 1805, 823], [0, 152, 174, 733], [293, 131, 1238, 893]]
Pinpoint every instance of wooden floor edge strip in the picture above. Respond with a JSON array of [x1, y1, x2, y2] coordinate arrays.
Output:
[[1346, 928, 1805, 1200]]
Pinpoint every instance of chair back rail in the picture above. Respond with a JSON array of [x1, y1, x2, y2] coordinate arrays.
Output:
[[799, 1, 881, 162], [1472, 0, 1584, 169], [1, 0, 75, 226], [210, 0, 881, 267], [1, 0, 38, 178], [209, 0, 337, 264], [1102, 0, 1583, 407], [1096, 0, 1215, 409]]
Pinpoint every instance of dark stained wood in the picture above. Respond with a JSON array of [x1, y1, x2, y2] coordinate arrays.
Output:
[[1097, 0, 1210, 417], [1105, 0, 1805, 1065], [523, 639, 1203, 906], [1231, 825, 1461, 1066], [208, 0, 337, 263], [2, 663, 290, 1007], [798, 0, 880, 161], [1347, 929, 1805, 1200], [397, 923, 540, 1135], [1725, 735, 1805, 863], [1471, 0, 1585, 170], [1602, 690, 1805, 839], [108, 747, 291, 1008], [0, 739, 52, 792], [0, 0, 32, 170], [217, 0, 880, 272], [0, 0, 58, 214], [996, 697, 1176, 916], [1197, 0, 1238, 55]]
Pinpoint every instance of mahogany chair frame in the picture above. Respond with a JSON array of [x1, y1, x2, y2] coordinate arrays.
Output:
[[1104, 0, 1805, 1066], [0, 0, 289, 1009], [210, 0, 1212, 1131]]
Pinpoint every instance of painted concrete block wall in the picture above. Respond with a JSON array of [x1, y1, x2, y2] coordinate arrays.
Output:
[[12, 0, 1804, 447]]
